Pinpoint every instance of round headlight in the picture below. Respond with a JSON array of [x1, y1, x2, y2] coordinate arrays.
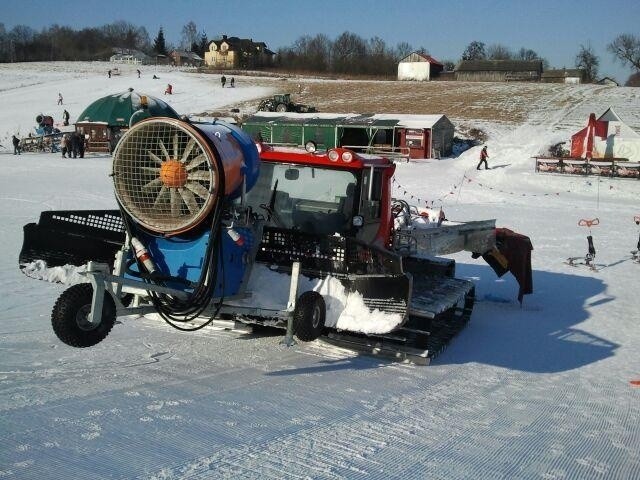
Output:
[[341, 151, 353, 163], [328, 150, 339, 162], [305, 140, 317, 153]]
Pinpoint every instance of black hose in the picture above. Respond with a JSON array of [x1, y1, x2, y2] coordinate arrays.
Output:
[[117, 138, 229, 331]]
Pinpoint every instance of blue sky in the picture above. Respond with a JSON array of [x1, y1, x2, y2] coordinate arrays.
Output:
[[4, 0, 639, 83]]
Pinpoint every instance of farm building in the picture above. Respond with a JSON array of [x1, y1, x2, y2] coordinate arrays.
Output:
[[541, 69, 587, 84], [397, 52, 444, 81], [455, 60, 543, 82], [570, 108, 640, 162], [169, 50, 204, 67], [596, 77, 619, 86], [109, 48, 151, 65], [204, 35, 274, 69], [74, 89, 180, 153], [242, 112, 455, 160]]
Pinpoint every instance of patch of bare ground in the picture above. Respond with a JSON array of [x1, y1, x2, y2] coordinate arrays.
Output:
[[196, 74, 640, 131]]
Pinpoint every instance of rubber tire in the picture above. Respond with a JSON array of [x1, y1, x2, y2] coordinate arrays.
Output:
[[293, 291, 326, 342], [51, 283, 116, 348], [275, 103, 287, 112]]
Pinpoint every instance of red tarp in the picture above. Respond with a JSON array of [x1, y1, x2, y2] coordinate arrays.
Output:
[[570, 113, 608, 158]]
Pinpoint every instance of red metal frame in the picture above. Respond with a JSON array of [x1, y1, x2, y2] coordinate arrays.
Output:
[[258, 144, 397, 246]]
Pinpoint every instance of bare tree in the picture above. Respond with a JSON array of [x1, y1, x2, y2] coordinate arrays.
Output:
[[516, 47, 538, 61], [575, 44, 599, 82], [332, 31, 367, 73], [441, 60, 456, 71], [626, 71, 640, 87], [608, 34, 640, 71], [180, 21, 198, 51], [393, 42, 413, 61], [487, 43, 512, 60], [461, 41, 486, 61]]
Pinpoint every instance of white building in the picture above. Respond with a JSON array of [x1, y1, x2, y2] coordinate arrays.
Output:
[[397, 52, 444, 81]]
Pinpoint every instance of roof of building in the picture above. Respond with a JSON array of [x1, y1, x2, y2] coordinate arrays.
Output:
[[399, 52, 443, 66], [456, 60, 543, 72], [75, 89, 180, 127], [171, 50, 204, 61], [208, 35, 274, 55], [541, 68, 586, 78], [110, 48, 150, 60], [244, 112, 450, 129]]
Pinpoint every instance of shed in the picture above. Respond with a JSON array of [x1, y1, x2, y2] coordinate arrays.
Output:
[[570, 108, 640, 162], [456, 60, 543, 82], [541, 69, 587, 84], [397, 52, 444, 81], [242, 112, 455, 159], [75, 89, 180, 153], [596, 77, 619, 86], [170, 50, 204, 67]]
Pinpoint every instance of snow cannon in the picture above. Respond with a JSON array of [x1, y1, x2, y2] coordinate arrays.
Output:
[[35, 114, 54, 135], [112, 117, 259, 299]]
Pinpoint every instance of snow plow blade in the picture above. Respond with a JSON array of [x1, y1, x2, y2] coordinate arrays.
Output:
[[19, 210, 125, 272], [322, 276, 475, 365], [346, 274, 410, 317]]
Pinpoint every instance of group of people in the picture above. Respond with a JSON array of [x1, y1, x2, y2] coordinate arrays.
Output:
[[60, 131, 86, 158], [220, 76, 235, 88], [108, 69, 141, 78]]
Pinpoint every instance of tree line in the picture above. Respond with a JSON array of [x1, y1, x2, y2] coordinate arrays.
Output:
[[0, 20, 638, 85], [0, 21, 209, 63]]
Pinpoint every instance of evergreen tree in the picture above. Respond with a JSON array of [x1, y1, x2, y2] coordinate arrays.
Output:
[[153, 27, 167, 55]]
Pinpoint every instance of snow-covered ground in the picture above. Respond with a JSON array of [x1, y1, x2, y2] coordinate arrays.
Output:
[[1, 62, 639, 479]]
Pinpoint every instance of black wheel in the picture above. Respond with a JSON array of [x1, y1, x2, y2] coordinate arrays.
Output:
[[275, 103, 287, 112], [293, 291, 326, 342], [51, 283, 116, 348]]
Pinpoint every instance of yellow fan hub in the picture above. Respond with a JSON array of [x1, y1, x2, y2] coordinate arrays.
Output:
[[160, 160, 187, 188]]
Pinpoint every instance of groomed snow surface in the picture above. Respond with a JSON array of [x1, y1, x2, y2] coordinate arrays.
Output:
[[2, 62, 640, 479]]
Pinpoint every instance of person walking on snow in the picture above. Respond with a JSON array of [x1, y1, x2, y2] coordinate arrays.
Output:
[[60, 134, 69, 158], [165, 84, 173, 95], [57, 93, 63, 105], [230, 77, 235, 87], [137, 69, 141, 78], [62, 109, 70, 126], [12, 135, 21, 155], [108, 69, 112, 78], [477, 145, 489, 170], [221, 75, 226, 88]]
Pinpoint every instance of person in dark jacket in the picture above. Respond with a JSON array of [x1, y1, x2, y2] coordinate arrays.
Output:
[[70, 132, 80, 158], [78, 134, 86, 158], [221, 75, 226, 88], [62, 109, 70, 126], [477, 145, 489, 170], [12, 135, 21, 155]]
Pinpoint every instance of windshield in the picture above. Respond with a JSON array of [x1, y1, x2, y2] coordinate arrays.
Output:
[[245, 162, 359, 236]]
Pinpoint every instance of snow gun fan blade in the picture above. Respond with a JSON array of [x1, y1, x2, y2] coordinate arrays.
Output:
[[112, 118, 217, 235]]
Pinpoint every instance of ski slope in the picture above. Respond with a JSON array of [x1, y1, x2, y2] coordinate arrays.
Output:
[[1, 62, 639, 479]]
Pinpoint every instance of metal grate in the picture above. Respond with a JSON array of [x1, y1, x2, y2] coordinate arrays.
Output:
[[257, 227, 347, 274], [113, 120, 217, 234], [51, 212, 124, 233]]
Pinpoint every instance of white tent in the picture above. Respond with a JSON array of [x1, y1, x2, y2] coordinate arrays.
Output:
[[594, 108, 640, 161]]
